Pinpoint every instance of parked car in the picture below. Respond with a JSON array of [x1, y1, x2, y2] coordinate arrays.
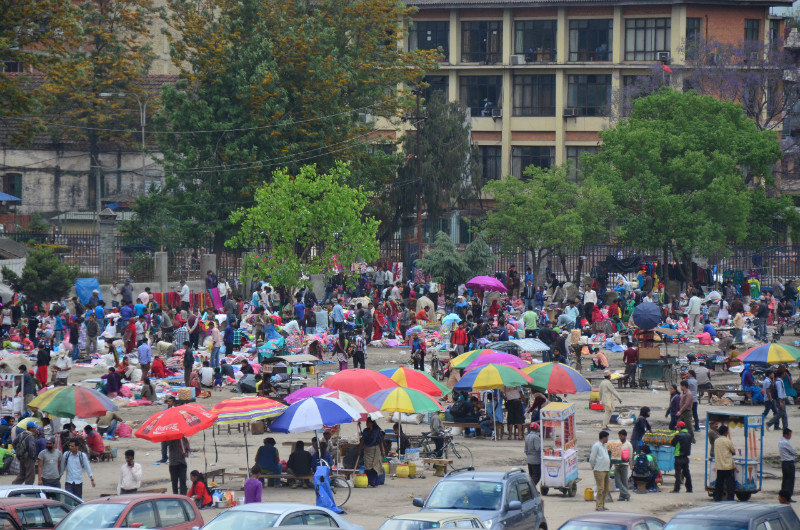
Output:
[[379, 512, 487, 529], [200, 503, 362, 530], [0, 487, 81, 510], [54, 494, 202, 530], [412, 468, 546, 530], [558, 512, 665, 530], [0, 498, 71, 530], [663, 503, 800, 530]]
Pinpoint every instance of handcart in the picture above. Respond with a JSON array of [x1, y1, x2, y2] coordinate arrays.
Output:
[[704, 411, 763, 501], [539, 402, 579, 497]]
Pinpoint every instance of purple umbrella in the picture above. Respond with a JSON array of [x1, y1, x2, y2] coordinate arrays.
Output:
[[464, 352, 529, 372], [284, 386, 330, 405], [466, 275, 508, 292]]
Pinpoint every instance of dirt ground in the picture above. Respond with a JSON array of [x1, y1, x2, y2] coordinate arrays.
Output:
[[3, 340, 800, 529]]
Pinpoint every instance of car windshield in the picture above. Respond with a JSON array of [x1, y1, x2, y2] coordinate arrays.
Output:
[[426, 480, 503, 511], [378, 519, 447, 530], [202, 510, 280, 530], [55, 504, 125, 530], [560, 523, 626, 530], [664, 523, 747, 530]]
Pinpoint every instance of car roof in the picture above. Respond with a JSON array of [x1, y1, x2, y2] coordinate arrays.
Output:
[[0, 486, 72, 495], [0, 499, 64, 509], [223, 502, 330, 515], [566, 512, 665, 524], [82, 494, 190, 505], [389, 512, 481, 523], [669, 503, 792, 521], [441, 469, 527, 482]]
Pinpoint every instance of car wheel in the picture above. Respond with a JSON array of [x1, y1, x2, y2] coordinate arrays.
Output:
[[540, 487, 548, 496], [735, 491, 751, 502], [567, 483, 577, 497]]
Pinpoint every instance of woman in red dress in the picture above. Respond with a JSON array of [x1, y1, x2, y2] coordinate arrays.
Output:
[[373, 305, 386, 341]]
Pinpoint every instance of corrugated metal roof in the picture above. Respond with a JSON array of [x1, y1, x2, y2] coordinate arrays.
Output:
[[50, 211, 136, 222], [406, 0, 792, 8]]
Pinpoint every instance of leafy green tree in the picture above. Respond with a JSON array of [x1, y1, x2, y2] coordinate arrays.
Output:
[[415, 231, 470, 292], [226, 163, 379, 290], [2, 247, 79, 304], [463, 233, 495, 278], [148, 0, 438, 253], [482, 164, 612, 280], [586, 88, 787, 281]]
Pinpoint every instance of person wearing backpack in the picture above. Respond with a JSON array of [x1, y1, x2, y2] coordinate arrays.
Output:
[[12, 423, 38, 484], [60, 437, 94, 498], [671, 421, 693, 493]]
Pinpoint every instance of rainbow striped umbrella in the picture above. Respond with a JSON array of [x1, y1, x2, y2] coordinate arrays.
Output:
[[28, 386, 118, 419], [737, 343, 800, 364], [522, 362, 592, 394], [211, 396, 287, 424], [378, 367, 451, 397], [464, 352, 529, 371], [453, 363, 533, 392], [450, 349, 503, 369], [366, 387, 444, 414]]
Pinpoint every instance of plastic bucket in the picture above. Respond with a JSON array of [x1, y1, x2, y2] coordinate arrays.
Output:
[[396, 464, 409, 478], [354, 474, 369, 488], [382, 463, 390, 475]]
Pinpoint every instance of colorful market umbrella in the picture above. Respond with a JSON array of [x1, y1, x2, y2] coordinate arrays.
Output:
[[441, 314, 461, 327], [366, 387, 444, 414], [453, 363, 533, 392], [464, 352, 529, 371], [211, 396, 287, 424], [28, 386, 118, 419], [321, 369, 399, 398], [736, 343, 800, 365], [522, 362, 592, 394], [270, 396, 360, 433], [466, 275, 507, 292], [285, 386, 331, 405], [135, 404, 217, 442], [378, 367, 452, 397], [321, 391, 383, 421], [450, 349, 503, 369]]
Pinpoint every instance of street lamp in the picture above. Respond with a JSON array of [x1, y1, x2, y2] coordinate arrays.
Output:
[[99, 91, 151, 182]]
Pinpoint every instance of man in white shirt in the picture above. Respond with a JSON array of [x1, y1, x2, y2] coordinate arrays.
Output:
[[779, 428, 796, 503], [687, 293, 702, 333], [178, 280, 190, 311], [199, 361, 214, 387], [589, 430, 611, 511], [119, 449, 142, 494], [390, 282, 401, 301], [218, 278, 231, 302], [584, 288, 597, 306], [615, 429, 633, 501]]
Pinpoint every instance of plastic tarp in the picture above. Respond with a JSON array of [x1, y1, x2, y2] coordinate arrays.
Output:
[[600, 255, 642, 274], [75, 278, 103, 305], [314, 465, 344, 514]]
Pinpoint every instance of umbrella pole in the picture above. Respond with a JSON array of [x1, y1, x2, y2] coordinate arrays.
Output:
[[212, 427, 219, 464], [244, 424, 249, 471]]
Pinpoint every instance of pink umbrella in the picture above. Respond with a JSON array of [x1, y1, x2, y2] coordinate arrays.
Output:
[[284, 386, 330, 405], [464, 352, 529, 371], [321, 390, 383, 421], [466, 275, 508, 292]]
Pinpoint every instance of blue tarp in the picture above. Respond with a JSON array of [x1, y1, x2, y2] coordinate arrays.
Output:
[[75, 278, 103, 305]]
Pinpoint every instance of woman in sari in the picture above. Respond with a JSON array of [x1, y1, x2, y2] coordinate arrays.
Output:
[[360, 417, 385, 486], [373, 305, 386, 341]]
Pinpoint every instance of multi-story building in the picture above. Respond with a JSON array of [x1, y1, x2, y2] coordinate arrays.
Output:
[[400, 0, 790, 186]]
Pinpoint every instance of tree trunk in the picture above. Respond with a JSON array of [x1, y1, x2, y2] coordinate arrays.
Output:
[[213, 230, 227, 255], [558, 252, 570, 283], [88, 129, 100, 211], [574, 254, 586, 291]]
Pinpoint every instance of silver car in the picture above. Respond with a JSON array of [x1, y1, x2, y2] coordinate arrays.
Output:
[[200, 502, 364, 530], [0, 486, 81, 509]]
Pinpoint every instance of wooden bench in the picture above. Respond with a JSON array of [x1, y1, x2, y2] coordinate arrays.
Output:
[[205, 468, 227, 484], [443, 421, 482, 430], [699, 387, 752, 404], [259, 473, 314, 486]]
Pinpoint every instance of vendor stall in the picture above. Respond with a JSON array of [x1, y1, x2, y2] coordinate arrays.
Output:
[[704, 411, 763, 501], [539, 402, 579, 497], [642, 430, 678, 472]]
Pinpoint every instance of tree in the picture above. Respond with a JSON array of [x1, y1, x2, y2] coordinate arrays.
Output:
[[415, 231, 470, 293], [482, 164, 612, 281], [149, 0, 438, 252], [226, 162, 379, 290], [390, 92, 480, 239], [586, 88, 788, 281], [2, 247, 79, 303], [463, 233, 495, 278]]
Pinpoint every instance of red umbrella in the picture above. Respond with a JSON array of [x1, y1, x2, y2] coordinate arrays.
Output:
[[321, 369, 398, 398], [134, 404, 217, 442]]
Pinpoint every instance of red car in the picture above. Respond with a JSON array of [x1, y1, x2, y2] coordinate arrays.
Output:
[[0, 498, 72, 530], [54, 494, 203, 530]]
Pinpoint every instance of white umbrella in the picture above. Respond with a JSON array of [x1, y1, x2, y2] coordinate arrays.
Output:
[[321, 390, 383, 421]]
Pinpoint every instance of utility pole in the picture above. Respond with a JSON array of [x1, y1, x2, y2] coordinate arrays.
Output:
[[415, 88, 423, 256]]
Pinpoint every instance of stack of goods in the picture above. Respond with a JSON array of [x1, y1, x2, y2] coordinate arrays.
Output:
[[642, 430, 678, 446]]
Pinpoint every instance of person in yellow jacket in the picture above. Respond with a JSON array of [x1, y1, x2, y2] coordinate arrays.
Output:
[[713, 424, 736, 501], [599, 370, 622, 429]]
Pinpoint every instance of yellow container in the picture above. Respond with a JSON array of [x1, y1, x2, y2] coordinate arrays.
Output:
[[584, 488, 594, 502], [396, 464, 410, 478], [590, 390, 600, 403], [354, 474, 369, 488], [408, 462, 417, 477], [308, 366, 316, 375], [382, 463, 390, 475]]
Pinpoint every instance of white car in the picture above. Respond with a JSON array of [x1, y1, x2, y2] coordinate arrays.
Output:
[[200, 502, 363, 530], [0, 486, 81, 509]]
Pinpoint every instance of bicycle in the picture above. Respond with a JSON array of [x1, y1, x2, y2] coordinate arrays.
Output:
[[418, 428, 474, 471]]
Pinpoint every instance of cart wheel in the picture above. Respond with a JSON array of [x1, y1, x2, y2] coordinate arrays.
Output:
[[567, 483, 577, 497], [540, 487, 549, 496], [735, 491, 751, 502]]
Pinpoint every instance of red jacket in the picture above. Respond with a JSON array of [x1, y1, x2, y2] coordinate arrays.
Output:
[[452, 328, 468, 346]]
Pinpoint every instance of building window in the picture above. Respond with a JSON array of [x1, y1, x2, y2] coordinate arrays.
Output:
[[458, 217, 474, 244], [686, 17, 702, 59], [569, 19, 612, 62], [514, 20, 556, 62], [1, 173, 22, 200], [1, 61, 23, 73], [409, 21, 449, 57], [566, 146, 598, 183], [461, 21, 502, 63], [512, 75, 555, 117], [624, 18, 670, 61], [567, 74, 611, 117], [745, 19, 761, 42], [767, 79, 780, 117], [460, 75, 502, 116], [479, 145, 501, 182], [512, 146, 554, 178], [770, 19, 781, 50], [422, 75, 449, 103]]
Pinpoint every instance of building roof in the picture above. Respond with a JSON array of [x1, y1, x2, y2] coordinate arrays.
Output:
[[406, 0, 791, 8], [50, 211, 136, 223], [0, 238, 29, 259]]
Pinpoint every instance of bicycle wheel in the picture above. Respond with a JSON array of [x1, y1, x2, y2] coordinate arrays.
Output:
[[330, 475, 351, 508], [444, 442, 473, 470]]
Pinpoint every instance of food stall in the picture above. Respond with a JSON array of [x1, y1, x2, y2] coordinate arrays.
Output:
[[704, 411, 763, 501], [540, 402, 579, 497], [642, 429, 678, 472]]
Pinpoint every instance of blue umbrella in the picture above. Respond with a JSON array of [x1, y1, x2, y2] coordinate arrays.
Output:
[[269, 396, 360, 433], [632, 301, 661, 330], [442, 313, 461, 326]]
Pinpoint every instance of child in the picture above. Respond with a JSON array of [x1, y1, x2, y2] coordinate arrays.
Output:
[[243, 465, 262, 504], [213, 366, 223, 390], [188, 470, 213, 508]]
